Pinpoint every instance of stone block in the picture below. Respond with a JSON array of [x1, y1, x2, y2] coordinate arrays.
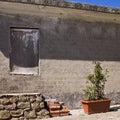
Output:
[[29, 96, 36, 103], [10, 96, 19, 103], [17, 102, 30, 109], [0, 110, 11, 120], [40, 101, 45, 109], [1, 98, 10, 105], [31, 101, 40, 112], [4, 104, 14, 110], [0, 105, 4, 110], [10, 109, 23, 117], [18, 117, 24, 120], [37, 115, 50, 119], [24, 110, 36, 119], [11, 118, 19, 120], [36, 94, 44, 102], [19, 95, 28, 102], [23, 108, 31, 111], [37, 109, 49, 116], [11, 118, 20, 120], [0, 99, 2, 104]]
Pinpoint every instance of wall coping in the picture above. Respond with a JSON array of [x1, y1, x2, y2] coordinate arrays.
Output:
[[0, 0, 120, 14]]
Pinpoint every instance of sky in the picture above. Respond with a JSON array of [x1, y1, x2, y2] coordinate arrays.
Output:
[[66, 0, 120, 8]]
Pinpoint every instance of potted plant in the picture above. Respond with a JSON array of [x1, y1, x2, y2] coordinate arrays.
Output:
[[81, 61, 111, 114]]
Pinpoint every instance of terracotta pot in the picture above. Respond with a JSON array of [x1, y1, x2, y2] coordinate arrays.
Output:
[[81, 98, 111, 114]]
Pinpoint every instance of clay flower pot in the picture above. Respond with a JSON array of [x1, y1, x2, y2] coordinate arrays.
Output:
[[81, 61, 112, 114], [81, 98, 111, 114]]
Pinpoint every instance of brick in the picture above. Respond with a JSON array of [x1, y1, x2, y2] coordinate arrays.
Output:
[[49, 105, 61, 110]]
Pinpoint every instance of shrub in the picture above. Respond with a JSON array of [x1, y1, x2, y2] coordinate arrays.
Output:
[[84, 61, 108, 100]]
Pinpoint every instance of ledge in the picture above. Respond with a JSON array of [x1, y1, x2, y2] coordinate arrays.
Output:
[[0, 0, 120, 14]]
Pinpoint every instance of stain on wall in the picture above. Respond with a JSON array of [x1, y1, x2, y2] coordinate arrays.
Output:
[[10, 28, 39, 75]]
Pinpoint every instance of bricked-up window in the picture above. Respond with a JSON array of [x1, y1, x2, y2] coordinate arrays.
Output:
[[10, 28, 39, 75]]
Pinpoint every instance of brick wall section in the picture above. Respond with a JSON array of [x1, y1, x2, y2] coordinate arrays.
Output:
[[0, 0, 120, 14], [0, 93, 50, 119]]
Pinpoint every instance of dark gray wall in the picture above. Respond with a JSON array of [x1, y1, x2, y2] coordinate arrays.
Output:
[[0, 1, 120, 109]]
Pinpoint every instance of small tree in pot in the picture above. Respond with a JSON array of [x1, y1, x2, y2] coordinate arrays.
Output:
[[81, 61, 111, 114]]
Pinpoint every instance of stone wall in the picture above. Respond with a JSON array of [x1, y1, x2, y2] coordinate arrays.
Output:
[[0, 1, 120, 109], [0, 93, 50, 120]]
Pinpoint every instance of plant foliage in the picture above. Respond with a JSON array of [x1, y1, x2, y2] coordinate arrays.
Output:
[[84, 61, 108, 100]]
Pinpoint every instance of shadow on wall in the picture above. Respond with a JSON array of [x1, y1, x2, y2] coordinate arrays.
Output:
[[0, 15, 120, 67], [40, 20, 120, 61]]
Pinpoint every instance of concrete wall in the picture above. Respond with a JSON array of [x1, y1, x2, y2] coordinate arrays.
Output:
[[0, 1, 120, 109]]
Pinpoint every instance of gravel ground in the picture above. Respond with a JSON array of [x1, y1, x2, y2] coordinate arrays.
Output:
[[41, 105, 120, 120]]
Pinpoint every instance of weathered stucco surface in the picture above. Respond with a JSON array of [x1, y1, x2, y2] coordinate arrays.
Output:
[[0, 1, 120, 109]]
